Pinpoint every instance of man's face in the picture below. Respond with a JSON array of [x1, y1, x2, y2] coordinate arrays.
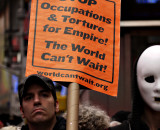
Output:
[[20, 84, 59, 124], [137, 45, 160, 111]]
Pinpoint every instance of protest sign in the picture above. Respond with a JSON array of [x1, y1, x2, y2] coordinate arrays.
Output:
[[26, 0, 120, 96]]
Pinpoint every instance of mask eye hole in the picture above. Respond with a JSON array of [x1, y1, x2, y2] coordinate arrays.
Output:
[[145, 76, 155, 83]]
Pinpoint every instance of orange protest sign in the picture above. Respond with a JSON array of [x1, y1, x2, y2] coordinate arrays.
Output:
[[26, 0, 120, 96]]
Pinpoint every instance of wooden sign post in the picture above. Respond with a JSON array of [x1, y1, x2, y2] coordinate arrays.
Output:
[[67, 83, 79, 130]]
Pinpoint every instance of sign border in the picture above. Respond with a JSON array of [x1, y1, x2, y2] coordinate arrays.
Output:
[[31, 0, 116, 83]]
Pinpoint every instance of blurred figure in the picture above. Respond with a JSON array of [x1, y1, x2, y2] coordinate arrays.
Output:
[[0, 114, 23, 128], [108, 45, 160, 130], [0, 120, 4, 128], [63, 104, 110, 130], [1, 126, 21, 130]]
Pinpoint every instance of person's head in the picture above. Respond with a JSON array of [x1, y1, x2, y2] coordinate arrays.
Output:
[[18, 74, 59, 125], [79, 105, 110, 130], [137, 45, 160, 111], [63, 104, 110, 130], [131, 45, 160, 123]]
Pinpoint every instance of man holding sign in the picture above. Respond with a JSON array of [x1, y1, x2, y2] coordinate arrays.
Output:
[[25, 0, 120, 129]]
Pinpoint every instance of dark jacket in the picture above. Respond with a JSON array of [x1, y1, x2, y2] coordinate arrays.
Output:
[[53, 116, 66, 130], [21, 116, 66, 130]]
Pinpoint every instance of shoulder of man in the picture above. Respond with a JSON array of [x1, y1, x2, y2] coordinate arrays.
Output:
[[53, 116, 66, 130], [1, 126, 21, 130]]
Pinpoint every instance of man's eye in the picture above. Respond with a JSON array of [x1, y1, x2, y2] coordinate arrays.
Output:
[[42, 93, 49, 97], [24, 96, 33, 101], [145, 76, 155, 83]]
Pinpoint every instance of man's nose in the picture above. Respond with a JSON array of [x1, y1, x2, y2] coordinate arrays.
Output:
[[34, 95, 41, 105]]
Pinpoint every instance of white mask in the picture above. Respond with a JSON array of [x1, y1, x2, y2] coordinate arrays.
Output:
[[137, 45, 160, 111]]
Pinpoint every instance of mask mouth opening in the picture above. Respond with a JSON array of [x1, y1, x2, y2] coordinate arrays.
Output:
[[154, 97, 160, 102]]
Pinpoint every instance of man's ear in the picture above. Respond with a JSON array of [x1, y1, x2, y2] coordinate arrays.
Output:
[[55, 101, 59, 113], [20, 106, 25, 118]]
